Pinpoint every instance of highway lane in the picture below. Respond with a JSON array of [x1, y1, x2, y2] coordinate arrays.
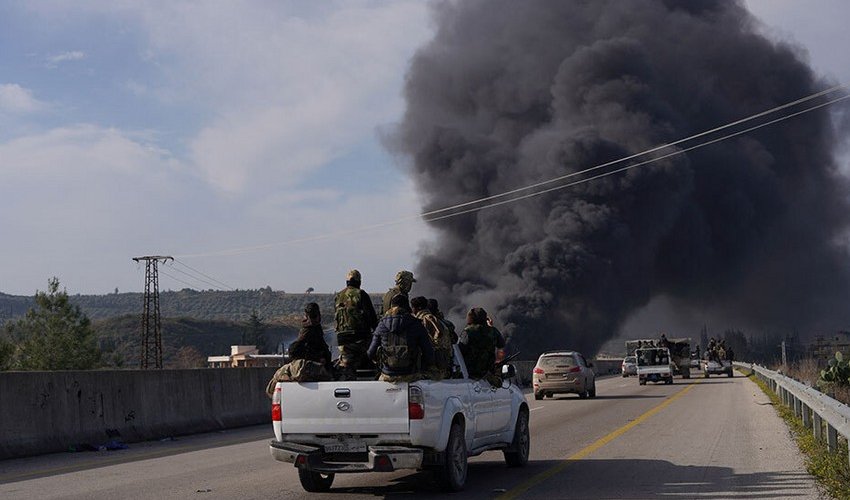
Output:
[[0, 372, 825, 499]]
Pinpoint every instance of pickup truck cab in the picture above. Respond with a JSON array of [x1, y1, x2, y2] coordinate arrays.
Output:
[[269, 345, 529, 492], [635, 347, 674, 385]]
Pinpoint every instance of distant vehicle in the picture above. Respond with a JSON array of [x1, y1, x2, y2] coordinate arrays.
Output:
[[621, 356, 637, 377], [532, 351, 596, 400], [635, 347, 674, 385], [626, 338, 692, 379], [703, 358, 733, 378]]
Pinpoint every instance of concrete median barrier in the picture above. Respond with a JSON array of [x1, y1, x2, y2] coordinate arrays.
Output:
[[0, 367, 277, 459]]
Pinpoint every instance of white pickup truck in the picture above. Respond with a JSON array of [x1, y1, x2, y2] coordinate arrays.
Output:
[[269, 346, 529, 492], [636, 347, 674, 385]]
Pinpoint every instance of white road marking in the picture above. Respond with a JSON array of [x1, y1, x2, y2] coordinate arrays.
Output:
[[530, 406, 545, 411]]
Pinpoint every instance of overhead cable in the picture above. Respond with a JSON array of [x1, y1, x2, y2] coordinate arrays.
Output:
[[175, 85, 849, 258]]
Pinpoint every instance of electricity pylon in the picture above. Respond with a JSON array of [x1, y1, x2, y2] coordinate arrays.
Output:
[[133, 256, 173, 369]]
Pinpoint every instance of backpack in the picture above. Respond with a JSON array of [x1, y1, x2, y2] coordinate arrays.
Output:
[[335, 287, 367, 333], [381, 327, 416, 373]]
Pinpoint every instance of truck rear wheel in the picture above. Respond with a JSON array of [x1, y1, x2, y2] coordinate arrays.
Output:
[[298, 469, 334, 492], [504, 408, 529, 467], [436, 421, 467, 491]]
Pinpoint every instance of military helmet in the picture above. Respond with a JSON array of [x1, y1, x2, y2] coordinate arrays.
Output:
[[395, 270, 416, 285], [346, 269, 362, 282]]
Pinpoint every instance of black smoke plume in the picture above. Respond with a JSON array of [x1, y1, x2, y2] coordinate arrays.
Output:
[[393, 0, 850, 356]]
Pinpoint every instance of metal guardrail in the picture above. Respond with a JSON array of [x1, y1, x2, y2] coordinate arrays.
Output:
[[734, 361, 850, 464]]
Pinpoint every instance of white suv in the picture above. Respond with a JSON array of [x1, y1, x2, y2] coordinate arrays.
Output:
[[532, 351, 596, 400]]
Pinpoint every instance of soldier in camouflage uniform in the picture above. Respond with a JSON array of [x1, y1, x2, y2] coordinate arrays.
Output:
[[411, 296, 453, 379], [368, 294, 435, 383], [428, 298, 458, 344], [334, 269, 379, 380], [266, 302, 332, 396], [459, 307, 506, 387], [382, 270, 416, 316]]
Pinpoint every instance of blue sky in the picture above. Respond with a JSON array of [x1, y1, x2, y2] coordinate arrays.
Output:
[[1, 1, 848, 296]]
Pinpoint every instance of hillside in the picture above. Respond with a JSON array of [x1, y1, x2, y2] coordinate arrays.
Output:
[[93, 315, 301, 367], [0, 289, 366, 323]]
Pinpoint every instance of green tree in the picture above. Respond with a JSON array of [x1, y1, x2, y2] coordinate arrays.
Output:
[[5, 278, 101, 370], [0, 337, 14, 370], [242, 309, 266, 349]]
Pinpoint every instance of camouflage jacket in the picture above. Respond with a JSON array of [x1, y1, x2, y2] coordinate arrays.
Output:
[[459, 324, 506, 380], [381, 287, 406, 316], [334, 286, 378, 336], [414, 310, 452, 351]]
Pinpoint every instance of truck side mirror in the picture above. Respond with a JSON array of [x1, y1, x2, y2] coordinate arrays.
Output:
[[501, 364, 516, 379]]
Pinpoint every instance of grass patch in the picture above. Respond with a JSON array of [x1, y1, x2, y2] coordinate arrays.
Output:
[[745, 370, 850, 499]]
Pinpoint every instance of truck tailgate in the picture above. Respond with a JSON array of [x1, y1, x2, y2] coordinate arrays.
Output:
[[279, 381, 409, 434]]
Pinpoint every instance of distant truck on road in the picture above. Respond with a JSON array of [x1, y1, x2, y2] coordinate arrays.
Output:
[[635, 347, 674, 385], [626, 338, 692, 379]]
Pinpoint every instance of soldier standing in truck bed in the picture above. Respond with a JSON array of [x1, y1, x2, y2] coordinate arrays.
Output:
[[334, 269, 379, 380], [382, 270, 416, 316]]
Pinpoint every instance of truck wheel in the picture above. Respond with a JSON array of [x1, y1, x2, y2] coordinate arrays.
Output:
[[588, 381, 597, 398], [578, 389, 588, 399], [534, 391, 543, 401], [297, 469, 334, 492], [437, 421, 468, 492], [727, 370, 733, 378], [504, 408, 529, 467]]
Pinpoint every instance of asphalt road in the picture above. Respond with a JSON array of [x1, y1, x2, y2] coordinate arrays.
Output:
[[0, 372, 826, 499]]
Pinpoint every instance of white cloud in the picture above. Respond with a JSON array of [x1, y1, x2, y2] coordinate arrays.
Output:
[[1, 2, 437, 294], [45, 50, 86, 67], [72, 1, 432, 193], [0, 84, 46, 114]]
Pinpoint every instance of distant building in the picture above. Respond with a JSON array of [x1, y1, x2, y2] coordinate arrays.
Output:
[[207, 345, 285, 368], [808, 331, 850, 361]]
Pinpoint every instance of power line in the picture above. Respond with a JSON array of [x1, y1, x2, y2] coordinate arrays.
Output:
[[158, 268, 199, 289], [172, 259, 235, 290], [175, 85, 849, 259], [423, 93, 850, 222], [163, 262, 230, 291]]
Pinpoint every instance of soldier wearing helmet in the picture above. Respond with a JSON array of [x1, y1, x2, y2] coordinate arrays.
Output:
[[334, 269, 379, 380], [382, 270, 416, 316]]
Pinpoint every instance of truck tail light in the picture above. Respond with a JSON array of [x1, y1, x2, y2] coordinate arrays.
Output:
[[408, 385, 424, 420], [271, 386, 282, 422], [568, 367, 581, 373], [533, 367, 544, 374]]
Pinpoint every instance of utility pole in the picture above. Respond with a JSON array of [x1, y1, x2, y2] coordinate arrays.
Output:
[[133, 256, 173, 369]]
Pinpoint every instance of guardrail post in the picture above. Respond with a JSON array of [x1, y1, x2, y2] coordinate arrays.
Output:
[[827, 424, 838, 453], [813, 413, 823, 440], [802, 404, 811, 427], [794, 397, 802, 418]]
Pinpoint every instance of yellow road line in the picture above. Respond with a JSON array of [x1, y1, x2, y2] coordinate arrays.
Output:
[[498, 380, 701, 500]]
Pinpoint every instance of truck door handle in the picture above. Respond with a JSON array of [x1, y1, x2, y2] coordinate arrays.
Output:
[[334, 388, 351, 398]]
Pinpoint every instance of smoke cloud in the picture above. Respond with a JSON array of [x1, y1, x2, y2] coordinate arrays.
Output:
[[393, 0, 850, 356]]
